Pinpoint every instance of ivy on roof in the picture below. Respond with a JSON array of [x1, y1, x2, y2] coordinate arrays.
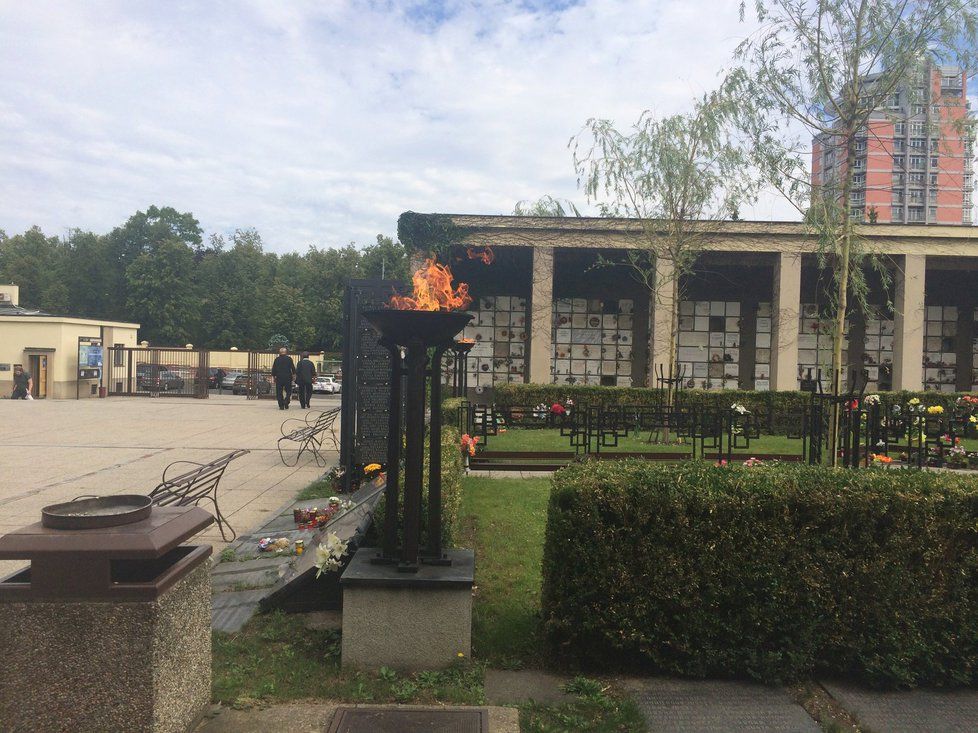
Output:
[[397, 212, 466, 256]]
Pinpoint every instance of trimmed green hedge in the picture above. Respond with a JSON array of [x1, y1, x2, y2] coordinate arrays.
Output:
[[371, 426, 464, 549], [495, 383, 972, 434], [541, 460, 978, 687], [441, 397, 465, 431]]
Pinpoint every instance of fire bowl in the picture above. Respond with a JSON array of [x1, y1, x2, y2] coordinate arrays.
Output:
[[453, 340, 476, 354], [363, 309, 473, 347]]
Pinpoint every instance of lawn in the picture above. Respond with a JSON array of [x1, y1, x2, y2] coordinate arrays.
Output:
[[458, 475, 552, 667]]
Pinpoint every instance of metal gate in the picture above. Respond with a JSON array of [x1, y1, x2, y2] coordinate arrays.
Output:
[[105, 347, 209, 398], [246, 351, 278, 399]]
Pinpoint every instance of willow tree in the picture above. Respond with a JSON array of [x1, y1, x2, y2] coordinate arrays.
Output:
[[734, 0, 978, 458], [571, 89, 763, 403]]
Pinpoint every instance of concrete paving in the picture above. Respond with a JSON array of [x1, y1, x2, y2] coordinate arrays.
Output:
[[822, 680, 978, 733], [0, 393, 339, 577], [485, 669, 575, 705], [623, 677, 820, 733]]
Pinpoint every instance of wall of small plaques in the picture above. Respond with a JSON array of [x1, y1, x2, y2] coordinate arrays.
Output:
[[754, 302, 772, 390], [923, 305, 957, 392], [552, 298, 634, 386], [676, 300, 741, 390], [456, 295, 528, 387], [797, 304, 848, 388], [862, 316, 894, 391]]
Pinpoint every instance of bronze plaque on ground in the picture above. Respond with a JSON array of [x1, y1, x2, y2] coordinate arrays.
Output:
[[327, 706, 488, 733]]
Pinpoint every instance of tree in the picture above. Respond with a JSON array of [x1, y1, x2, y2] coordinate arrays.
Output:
[[125, 238, 202, 344], [571, 89, 764, 406], [513, 195, 582, 217], [0, 226, 69, 312], [735, 0, 978, 459]]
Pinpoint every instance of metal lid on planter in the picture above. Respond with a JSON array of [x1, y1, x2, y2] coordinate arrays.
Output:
[[0, 506, 214, 602], [0, 506, 213, 560]]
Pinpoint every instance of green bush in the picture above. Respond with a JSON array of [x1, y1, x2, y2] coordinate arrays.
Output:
[[441, 397, 465, 431], [541, 460, 978, 687], [371, 426, 464, 549], [495, 383, 973, 434]]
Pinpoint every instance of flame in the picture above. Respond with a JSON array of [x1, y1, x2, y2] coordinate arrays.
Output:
[[389, 257, 472, 311], [466, 246, 495, 265], [458, 338, 475, 344]]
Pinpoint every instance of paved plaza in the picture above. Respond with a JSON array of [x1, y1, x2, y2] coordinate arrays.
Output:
[[0, 394, 339, 577]]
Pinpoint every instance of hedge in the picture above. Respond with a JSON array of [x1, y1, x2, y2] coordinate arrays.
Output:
[[541, 460, 978, 687], [370, 426, 464, 549], [494, 383, 972, 434]]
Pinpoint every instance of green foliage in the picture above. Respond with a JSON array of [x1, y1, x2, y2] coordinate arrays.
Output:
[[371, 426, 464, 549], [542, 460, 978, 687], [520, 679, 647, 733], [494, 382, 978, 435], [513, 196, 582, 217], [396, 211, 465, 256], [0, 210, 408, 351], [441, 396, 465, 429]]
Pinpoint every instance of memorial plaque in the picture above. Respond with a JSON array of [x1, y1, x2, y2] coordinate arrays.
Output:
[[340, 280, 405, 485]]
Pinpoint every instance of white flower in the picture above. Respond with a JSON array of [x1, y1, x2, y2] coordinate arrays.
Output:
[[864, 394, 880, 406], [730, 402, 748, 414], [314, 531, 350, 578]]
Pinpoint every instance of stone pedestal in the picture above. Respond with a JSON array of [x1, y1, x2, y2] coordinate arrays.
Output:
[[0, 560, 212, 733], [340, 547, 474, 671]]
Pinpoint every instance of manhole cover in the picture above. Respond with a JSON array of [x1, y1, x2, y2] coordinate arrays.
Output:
[[327, 706, 488, 733]]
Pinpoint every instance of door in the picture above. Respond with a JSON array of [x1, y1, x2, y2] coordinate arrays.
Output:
[[28, 354, 48, 399]]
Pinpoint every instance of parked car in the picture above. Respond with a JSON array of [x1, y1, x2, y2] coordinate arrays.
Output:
[[136, 364, 186, 392], [207, 367, 224, 389], [232, 373, 271, 395], [221, 371, 243, 390], [313, 376, 340, 394]]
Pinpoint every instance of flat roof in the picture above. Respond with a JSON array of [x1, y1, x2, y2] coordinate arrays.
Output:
[[0, 312, 140, 329]]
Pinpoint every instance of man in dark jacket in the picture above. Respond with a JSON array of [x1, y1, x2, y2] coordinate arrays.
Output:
[[271, 347, 295, 409], [295, 352, 317, 409]]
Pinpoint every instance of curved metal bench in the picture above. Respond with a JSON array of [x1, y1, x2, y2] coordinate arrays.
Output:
[[278, 408, 339, 467]]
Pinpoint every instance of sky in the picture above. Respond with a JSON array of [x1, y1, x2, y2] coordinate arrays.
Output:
[[0, 1, 975, 252]]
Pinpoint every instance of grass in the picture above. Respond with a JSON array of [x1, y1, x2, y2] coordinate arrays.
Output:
[[212, 611, 483, 706], [295, 479, 338, 501], [458, 476, 552, 668], [520, 677, 647, 733]]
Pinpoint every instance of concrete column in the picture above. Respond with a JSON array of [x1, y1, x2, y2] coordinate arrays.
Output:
[[892, 254, 926, 391], [528, 246, 554, 384], [771, 253, 801, 391], [650, 256, 676, 385]]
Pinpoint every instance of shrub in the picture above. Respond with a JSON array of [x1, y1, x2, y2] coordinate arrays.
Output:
[[371, 426, 464, 549], [541, 460, 978, 687], [495, 383, 972, 435], [441, 397, 465, 431]]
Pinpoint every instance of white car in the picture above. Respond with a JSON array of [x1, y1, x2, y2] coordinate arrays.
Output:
[[313, 376, 340, 394]]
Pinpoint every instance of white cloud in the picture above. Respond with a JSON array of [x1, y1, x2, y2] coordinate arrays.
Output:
[[0, 0, 797, 250]]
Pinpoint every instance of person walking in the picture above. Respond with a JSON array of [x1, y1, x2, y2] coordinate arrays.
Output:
[[271, 347, 295, 410], [10, 365, 32, 400], [295, 352, 317, 409], [215, 367, 227, 394]]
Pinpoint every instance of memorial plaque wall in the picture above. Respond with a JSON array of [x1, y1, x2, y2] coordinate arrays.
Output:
[[340, 280, 405, 484]]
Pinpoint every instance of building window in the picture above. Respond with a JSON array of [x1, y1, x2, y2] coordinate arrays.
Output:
[[929, 206, 938, 219], [853, 157, 865, 169], [931, 156, 939, 167], [894, 122, 906, 135], [909, 172, 925, 184], [893, 139, 906, 153], [850, 206, 865, 220], [909, 189, 924, 203], [854, 139, 867, 152], [930, 173, 939, 185], [886, 94, 900, 108], [913, 105, 925, 115], [908, 206, 925, 222], [931, 104, 941, 115], [893, 173, 906, 186], [893, 191, 905, 204], [891, 207, 904, 222], [910, 138, 925, 150], [853, 172, 866, 186], [909, 156, 925, 169], [928, 189, 937, 203], [910, 121, 925, 135]]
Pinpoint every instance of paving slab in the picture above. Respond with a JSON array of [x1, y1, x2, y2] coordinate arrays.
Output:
[[485, 669, 574, 705], [822, 680, 978, 733], [623, 677, 819, 733], [195, 704, 519, 733]]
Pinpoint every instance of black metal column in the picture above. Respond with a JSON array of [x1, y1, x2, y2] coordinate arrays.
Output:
[[401, 339, 427, 568], [380, 338, 402, 561]]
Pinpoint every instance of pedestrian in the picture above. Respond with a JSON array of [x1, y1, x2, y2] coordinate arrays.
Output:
[[271, 347, 295, 410], [215, 367, 227, 394], [10, 364, 32, 400], [295, 351, 317, 409]]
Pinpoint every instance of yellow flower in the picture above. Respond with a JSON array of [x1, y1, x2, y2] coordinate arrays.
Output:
[[457, 652, 465, 658], [927, 405, 944, 415], [364, 463, 382, 473]]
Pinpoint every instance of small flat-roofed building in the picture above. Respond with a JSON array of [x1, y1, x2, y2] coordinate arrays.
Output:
[[400, 213, 978, 396], [0, 284, 140, 399]]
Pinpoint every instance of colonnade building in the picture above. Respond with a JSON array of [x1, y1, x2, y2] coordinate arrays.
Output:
[[405, 213, 978, 395]]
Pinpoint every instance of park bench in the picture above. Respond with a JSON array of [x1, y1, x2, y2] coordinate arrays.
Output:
[[148, 448, 250, 542], [278, 408, 339, 468]]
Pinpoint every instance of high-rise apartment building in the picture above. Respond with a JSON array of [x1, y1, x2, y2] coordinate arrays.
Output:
[[812, 63, 975, 225]]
